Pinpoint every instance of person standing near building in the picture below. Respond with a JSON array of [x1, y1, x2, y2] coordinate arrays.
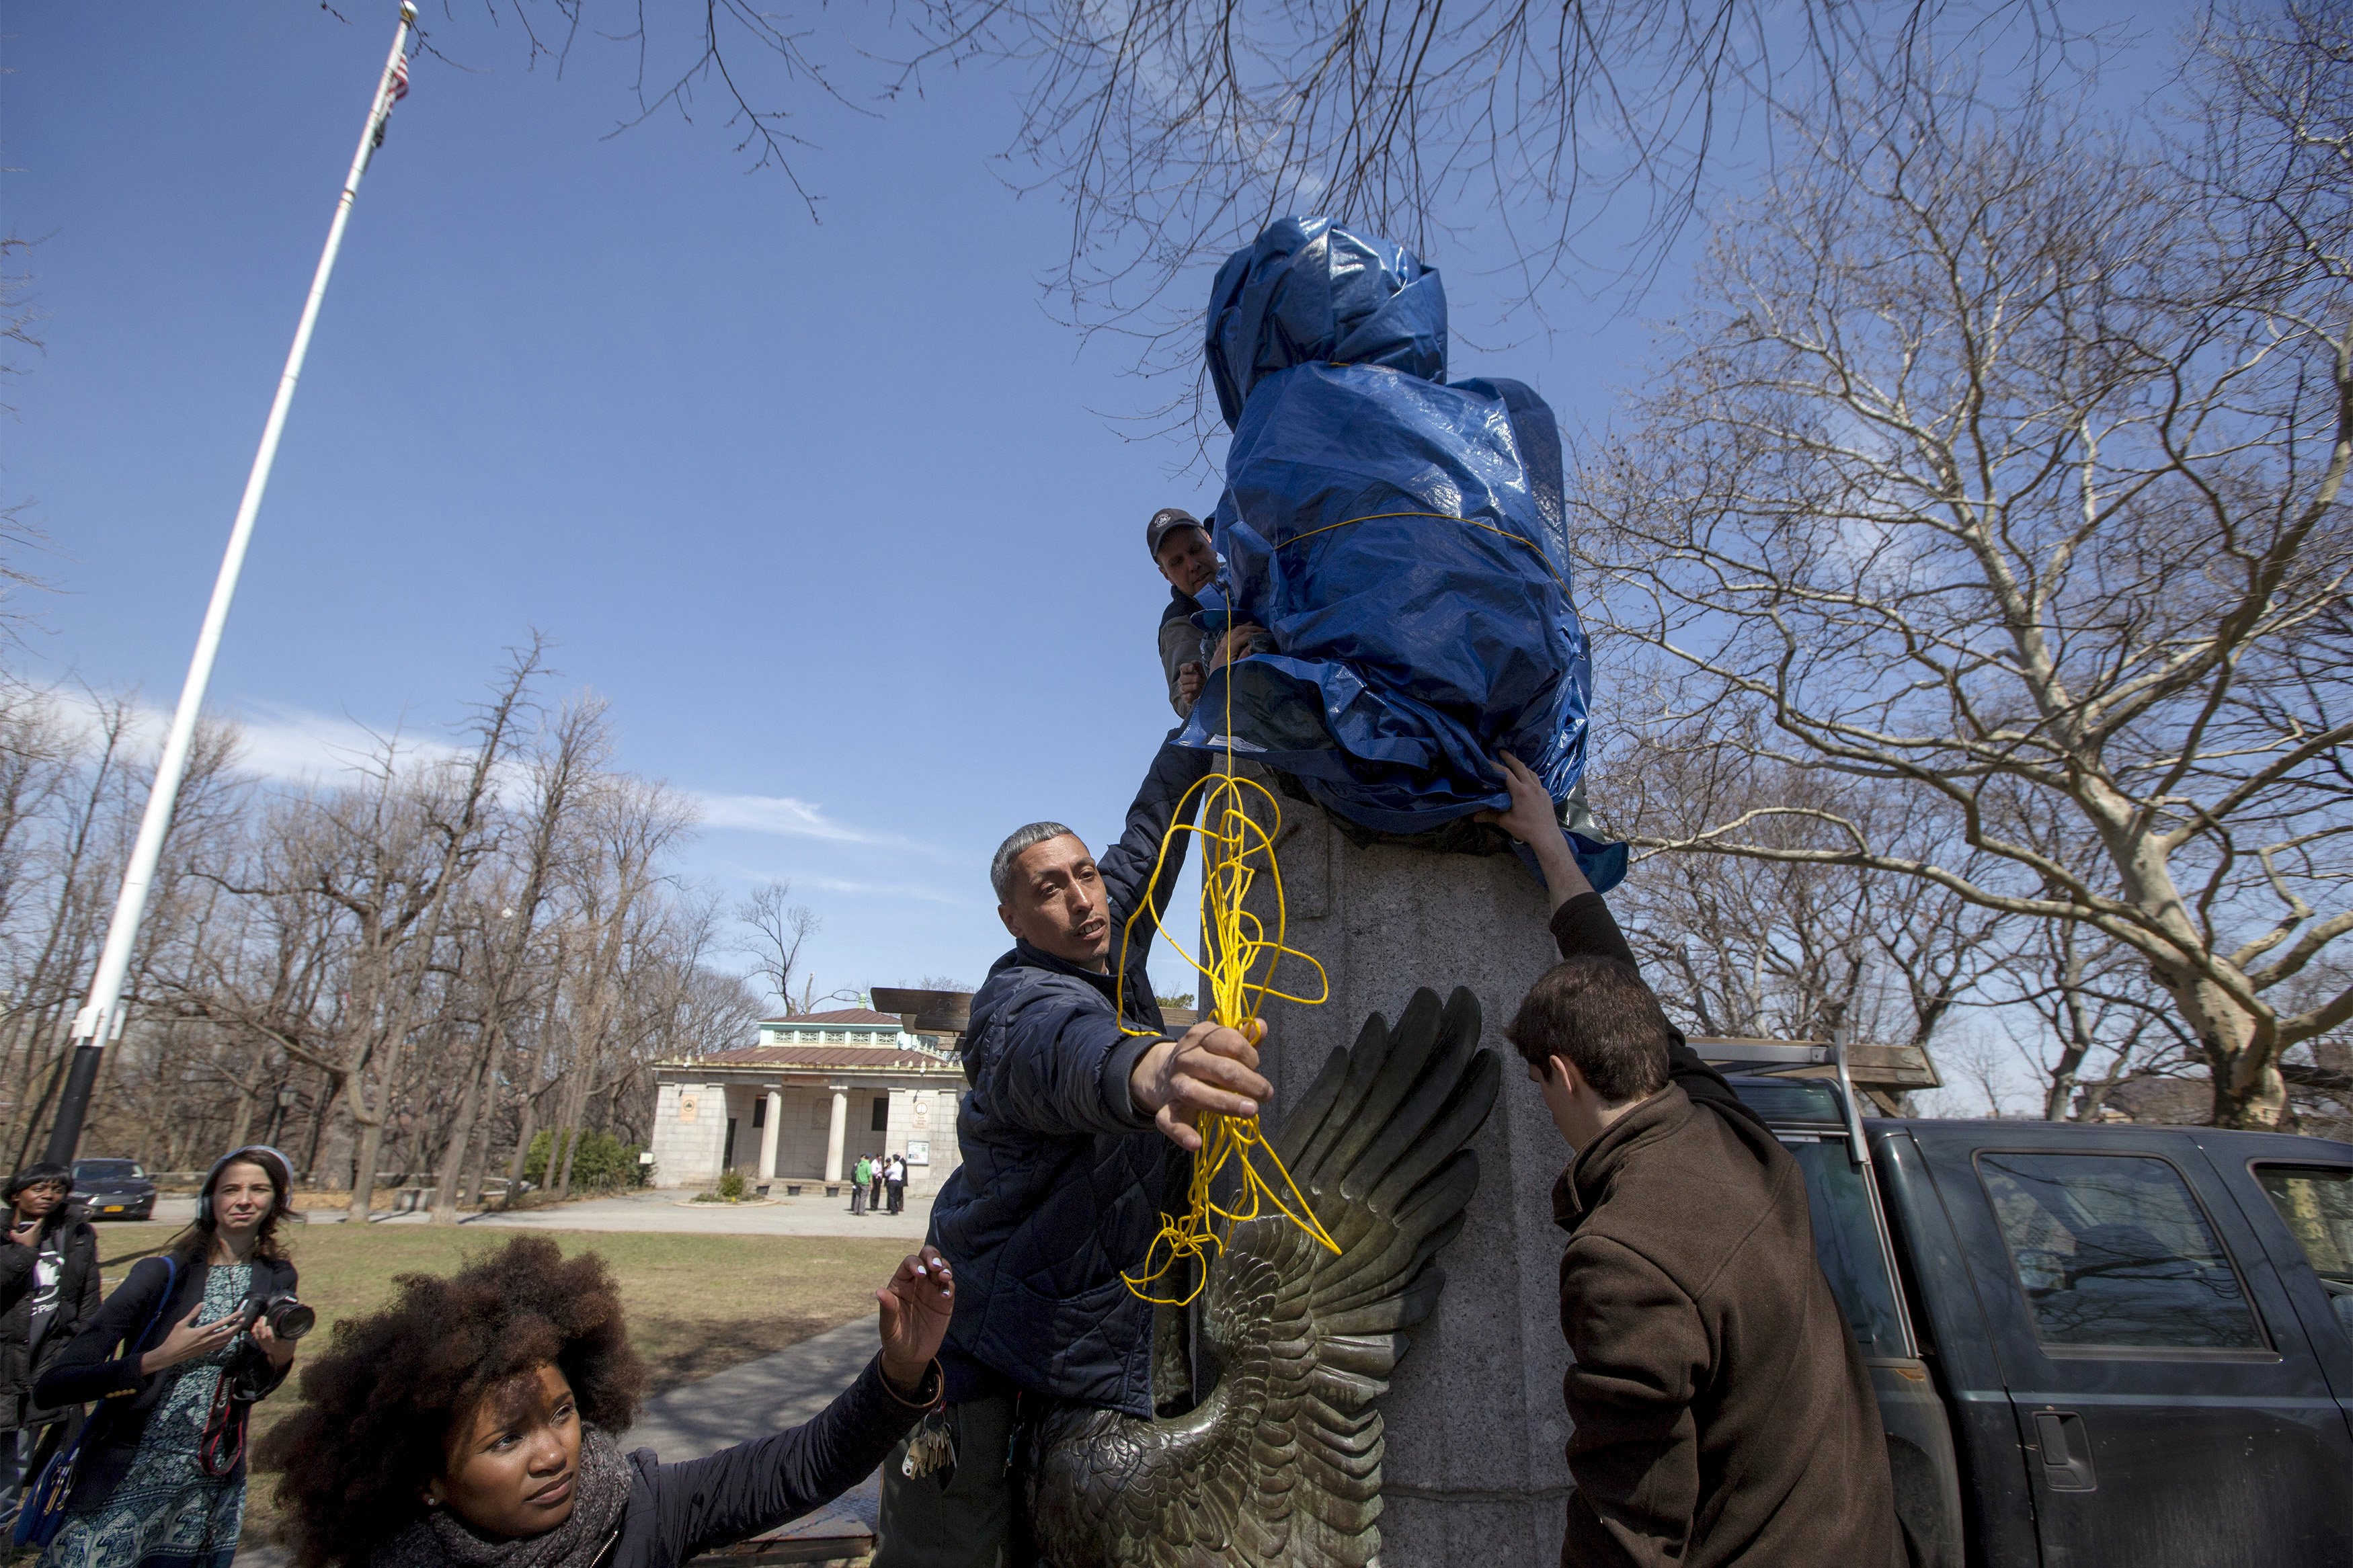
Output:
[[850, 1156, 872, 1216], [869, 1157, 887, 1216], [884, 1156, 906, 1217], [0, 1165, 101, 1515]]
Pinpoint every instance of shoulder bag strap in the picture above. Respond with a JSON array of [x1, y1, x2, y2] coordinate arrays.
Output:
[[129, 1256, 181, 1359]]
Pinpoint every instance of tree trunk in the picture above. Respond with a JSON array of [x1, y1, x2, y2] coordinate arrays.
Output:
[[429, 1046, 491, 1220], [554, 1075, 587, 1200], [227, 1079, 257, 1152], [345, 1068, 384, 1219], [461, 1079, 496, 1208], [301, 1070, 340, 1182], [2105, 821, 2282, 1130]]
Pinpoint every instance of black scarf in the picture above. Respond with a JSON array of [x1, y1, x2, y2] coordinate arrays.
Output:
[[374, 1428, 634, 1568]]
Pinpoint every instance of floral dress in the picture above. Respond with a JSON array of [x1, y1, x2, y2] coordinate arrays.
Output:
[[38, 1263, 252, 1568]]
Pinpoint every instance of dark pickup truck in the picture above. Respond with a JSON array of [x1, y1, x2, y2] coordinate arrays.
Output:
[[1704, 1041, 2353, 1568]]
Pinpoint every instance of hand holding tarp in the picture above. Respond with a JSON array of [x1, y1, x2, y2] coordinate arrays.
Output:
[[1477, 751, 1593, 911], [1208, 623, 1265, 673]]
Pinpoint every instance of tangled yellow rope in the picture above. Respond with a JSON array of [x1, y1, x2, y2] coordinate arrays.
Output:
[[1113, 749, 1340, 1307]]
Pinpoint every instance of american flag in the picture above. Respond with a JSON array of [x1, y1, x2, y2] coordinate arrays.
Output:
[[389, 54, 410, 103]]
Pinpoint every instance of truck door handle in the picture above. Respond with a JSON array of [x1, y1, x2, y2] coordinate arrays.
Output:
[[2033, 1410, 2097, 1492]]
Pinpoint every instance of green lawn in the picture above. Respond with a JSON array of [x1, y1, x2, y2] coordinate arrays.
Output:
[[91, 1223, 908, 1394]]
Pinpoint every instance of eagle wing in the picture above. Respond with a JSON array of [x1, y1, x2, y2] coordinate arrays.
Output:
[[1028, 987, 1498, 1566]]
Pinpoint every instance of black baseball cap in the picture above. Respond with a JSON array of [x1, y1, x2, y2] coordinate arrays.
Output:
[[1146, 507, 1210, 559]]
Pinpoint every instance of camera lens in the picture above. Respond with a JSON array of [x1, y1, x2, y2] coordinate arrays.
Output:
[[269, 1299, 317, 1341]]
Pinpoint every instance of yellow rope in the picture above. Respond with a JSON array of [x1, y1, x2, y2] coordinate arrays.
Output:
[[1108, 507, 1541, 1303], [1113, 663, 1339, 1306]]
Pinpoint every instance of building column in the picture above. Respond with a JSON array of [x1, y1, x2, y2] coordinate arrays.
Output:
[[824, 1084, 849, 1183], [758, 1087, 783, 1184]]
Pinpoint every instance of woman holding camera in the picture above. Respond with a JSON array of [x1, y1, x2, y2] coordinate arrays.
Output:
[[263, 1233, 952, 1568], [30, 1145, 301, 1568]]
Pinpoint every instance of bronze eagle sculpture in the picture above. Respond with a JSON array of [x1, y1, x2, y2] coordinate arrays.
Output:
[[1026, 986, 1499, 1566]]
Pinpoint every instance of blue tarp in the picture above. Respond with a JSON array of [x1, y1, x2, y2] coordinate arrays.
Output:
[[1179, 216, 1616, 886]]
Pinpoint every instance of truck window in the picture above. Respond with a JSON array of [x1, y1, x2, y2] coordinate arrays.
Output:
[[1780, 1138, 1907, 1357], [1975, 1152, 2265, 1352], [2253, 1165, 2353, 1341]]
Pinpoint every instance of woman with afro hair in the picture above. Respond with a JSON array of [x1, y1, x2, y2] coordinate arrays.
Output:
[[258, 1235, 952, 1568]]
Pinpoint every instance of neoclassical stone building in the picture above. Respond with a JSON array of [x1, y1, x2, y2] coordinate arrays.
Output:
[[649, 1008, 969, 1196]]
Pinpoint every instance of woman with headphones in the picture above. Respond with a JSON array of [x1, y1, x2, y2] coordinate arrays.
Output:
[[27, 1145, 301, 1568]]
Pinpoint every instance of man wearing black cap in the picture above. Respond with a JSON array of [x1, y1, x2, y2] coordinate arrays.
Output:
[[1146, 507, 1218, 718], [1148, 507, 1268, 719]]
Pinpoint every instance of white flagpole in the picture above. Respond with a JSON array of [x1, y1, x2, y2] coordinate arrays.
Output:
[[44, 1, 420, 1164]]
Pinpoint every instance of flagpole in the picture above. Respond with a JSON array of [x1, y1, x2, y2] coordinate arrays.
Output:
[[42, 2, 420, 1166]]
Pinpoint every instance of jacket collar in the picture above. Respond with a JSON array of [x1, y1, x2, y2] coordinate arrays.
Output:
[[1552, 1083, 1697, 1233], [998, 940, 1160, 1027], [1010, 939, 1117, 997]]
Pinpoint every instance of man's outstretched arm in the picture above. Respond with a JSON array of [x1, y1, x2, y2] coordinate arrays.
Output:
[[1098, 731, 1217, 948], [1480, 754, 1753, 1118]]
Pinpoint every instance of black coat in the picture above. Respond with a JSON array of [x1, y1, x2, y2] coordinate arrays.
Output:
[[0, 1212, 102, 1428], [36, 1251, 298, 1503], [928, 734, 1209, 1417], [603, 1357, 934, 1568]]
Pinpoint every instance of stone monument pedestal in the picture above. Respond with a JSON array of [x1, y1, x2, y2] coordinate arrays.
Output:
[[1234, 799, 1572, 1565]]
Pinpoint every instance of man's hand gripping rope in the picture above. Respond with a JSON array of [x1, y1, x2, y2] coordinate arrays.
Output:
[[1112, 766, 1341, 1307]]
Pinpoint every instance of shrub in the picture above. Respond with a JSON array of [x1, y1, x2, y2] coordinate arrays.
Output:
[[717, 1168, 746, 1201], [523, 1129, 649, 1191]]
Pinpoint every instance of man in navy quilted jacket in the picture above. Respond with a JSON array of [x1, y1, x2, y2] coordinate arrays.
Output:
[[876, 735, 1269, 1568]]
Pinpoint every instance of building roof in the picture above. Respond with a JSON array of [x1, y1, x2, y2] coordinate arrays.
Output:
[[759, 1008, 904, 1027], [688, 1043, 961, 1073]]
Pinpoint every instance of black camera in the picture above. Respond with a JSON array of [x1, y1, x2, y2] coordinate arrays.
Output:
[[237, 1291, 315, 1342]]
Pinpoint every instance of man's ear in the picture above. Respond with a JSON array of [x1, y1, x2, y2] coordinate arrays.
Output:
[[1548, 1054, 1588, 1098], [997, 901, 1022, 940]]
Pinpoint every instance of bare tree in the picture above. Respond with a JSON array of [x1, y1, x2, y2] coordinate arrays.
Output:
[[0, 653, 731, 1193], [2000, 918, 2196, 1122], [1602, 739, 2007, 1064], [732, 880, 819, 1014], [548, 775, 696, 1199], [880, 0, 2074, 403], [1581, 20, 2353, 1128], [426, 690, 602, 1221]]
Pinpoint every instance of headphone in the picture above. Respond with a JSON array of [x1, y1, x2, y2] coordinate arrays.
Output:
[[198, 1145, 293, 1228]]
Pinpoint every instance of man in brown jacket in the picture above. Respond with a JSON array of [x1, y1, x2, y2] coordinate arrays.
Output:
[[1482, 754, 1907, 1568]]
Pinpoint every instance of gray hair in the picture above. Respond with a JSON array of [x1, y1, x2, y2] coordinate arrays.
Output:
[[992, 821, 1079, 903]]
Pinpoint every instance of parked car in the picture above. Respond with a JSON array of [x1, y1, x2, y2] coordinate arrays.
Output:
[[1708, 1041, 2353, 1568], [70, 1157, 156, 1221]]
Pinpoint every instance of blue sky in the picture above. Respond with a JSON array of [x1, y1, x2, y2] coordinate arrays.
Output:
[[1, 2, 2182, 1042]]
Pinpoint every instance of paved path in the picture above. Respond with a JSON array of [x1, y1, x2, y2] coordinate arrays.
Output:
[[284, 1188, 936, 1239], [625, 1317, 890, 1559], [631, 1316, 885, 1460]]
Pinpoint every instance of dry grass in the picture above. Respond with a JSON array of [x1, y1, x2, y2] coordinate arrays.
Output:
[[89, 1223, 908, 1396]]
